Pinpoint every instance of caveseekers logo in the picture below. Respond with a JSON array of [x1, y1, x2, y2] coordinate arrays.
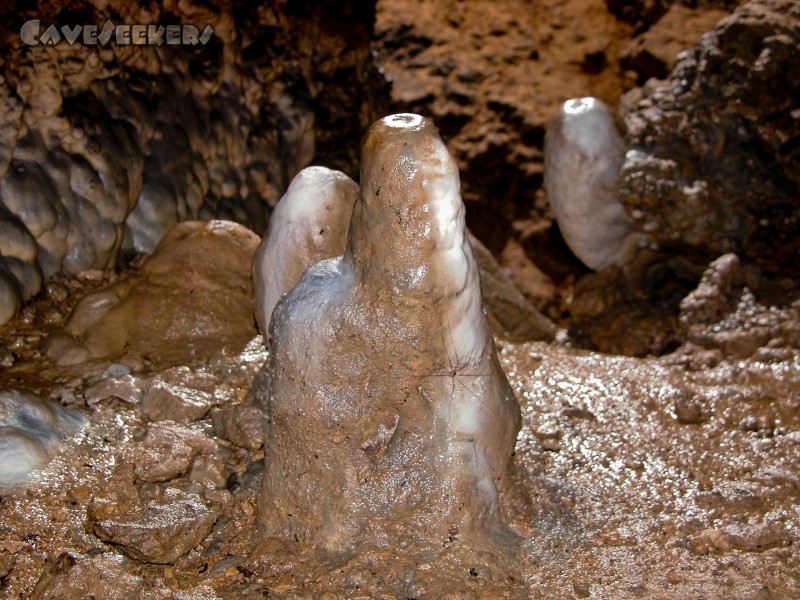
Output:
[[20, 20, 214, 46]]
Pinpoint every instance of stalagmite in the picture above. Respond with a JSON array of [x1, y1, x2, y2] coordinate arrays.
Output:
[[545, 97, 635, 270], [252, 166, 358, 338], [258, 114, 521, 559]]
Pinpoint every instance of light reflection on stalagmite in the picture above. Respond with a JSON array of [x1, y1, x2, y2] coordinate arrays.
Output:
[[544, 97, 635, 271], [258, 114, 521, 561], [252, 166, 359, 339]]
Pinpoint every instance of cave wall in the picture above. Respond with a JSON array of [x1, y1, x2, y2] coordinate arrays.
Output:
[[0, 0, 387, 324], [619, 0, 800, 276]]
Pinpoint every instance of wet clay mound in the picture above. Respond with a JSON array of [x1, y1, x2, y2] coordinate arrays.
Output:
[[43, 220, 259, 370], [507, 340, 800, 598]]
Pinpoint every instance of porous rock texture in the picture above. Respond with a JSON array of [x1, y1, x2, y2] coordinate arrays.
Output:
[[259, 114, 522, 562], [619, 0, 800, 276], [0, 0, 386, 325], [679, 253, 800, 359]]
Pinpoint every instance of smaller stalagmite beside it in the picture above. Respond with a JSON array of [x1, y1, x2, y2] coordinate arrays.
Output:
[[258, 114, 521, 558], [252, 166, 358, 339], [544, 97, 635, 271]]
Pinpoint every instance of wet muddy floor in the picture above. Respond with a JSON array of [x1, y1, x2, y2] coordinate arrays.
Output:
[[0, 272, 798, 599]]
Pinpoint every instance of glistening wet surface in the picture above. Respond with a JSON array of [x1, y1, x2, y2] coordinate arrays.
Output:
[[502, 341, 800, 598], [0, 279, 798, 598]]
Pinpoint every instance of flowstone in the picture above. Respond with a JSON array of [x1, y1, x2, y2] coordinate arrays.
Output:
[[0, 388, 87, 490], [258, 114, 521, 560]]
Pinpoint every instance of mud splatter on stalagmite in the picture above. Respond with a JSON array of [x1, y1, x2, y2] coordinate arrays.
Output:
[[259, 114, 522, 565]]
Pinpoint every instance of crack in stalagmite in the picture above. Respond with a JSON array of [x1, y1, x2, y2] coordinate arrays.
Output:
[[257, 114, 521, 560]]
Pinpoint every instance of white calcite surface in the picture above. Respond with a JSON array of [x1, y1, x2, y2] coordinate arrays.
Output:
[[258, 114, 521, 558], [544, 97, 636, 270], [0, 389, 87, 489], [252, 166, 358, 338], [253, 167, 555, 343]]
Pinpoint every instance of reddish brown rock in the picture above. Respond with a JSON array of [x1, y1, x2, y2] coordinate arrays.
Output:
[[90, 487, 217, 564], [619, 0, 800, 277], [134, 421, 214, 483], [210, 405, 266, 451], [30, 552, 146, 600], [45, 220, 260, 368]]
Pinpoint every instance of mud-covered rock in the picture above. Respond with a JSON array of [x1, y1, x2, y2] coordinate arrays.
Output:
[[690, 522, 793, 554], [141, 383, 213, 424], [567, 266, 627, 320], [673, 391, 703, 424], [83, 374, 142, 406], [0, 552, 15, 579], [45, 220, 259, 368], [134, 421, 214, 483], [30, 552, 146, 600], [90, 487, 218, 564], [679, 253, 748, 328], [619, 0, 800, 276], [468, 231, 556, 342], [679, 253, 800, 357], [210, 405, 265, 450]]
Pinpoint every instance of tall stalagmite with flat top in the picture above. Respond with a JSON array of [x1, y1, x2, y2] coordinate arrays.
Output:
[[258, 114, 521, 560]]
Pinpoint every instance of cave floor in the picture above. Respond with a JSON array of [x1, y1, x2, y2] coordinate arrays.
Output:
[[0, 274, 798, 599]]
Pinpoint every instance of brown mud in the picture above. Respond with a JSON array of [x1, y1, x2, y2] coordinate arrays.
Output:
[[0, 272, 797, 598]]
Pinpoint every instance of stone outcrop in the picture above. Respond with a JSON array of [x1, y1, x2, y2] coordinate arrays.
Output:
[[0, 0, 387, 324], [619, 0, 800, 277]]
